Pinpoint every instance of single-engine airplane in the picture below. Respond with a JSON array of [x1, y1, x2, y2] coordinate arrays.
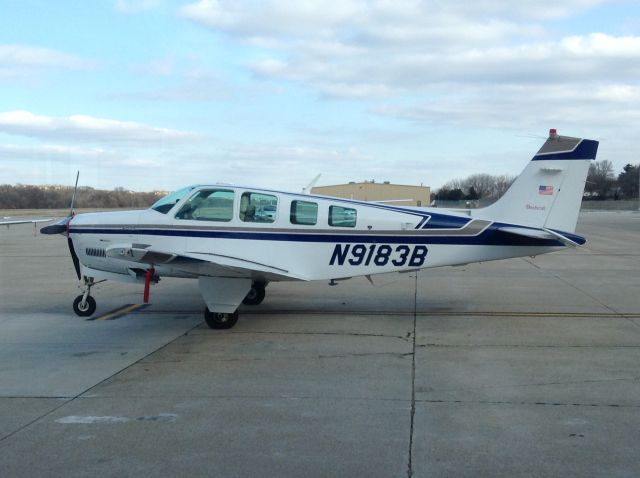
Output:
[[42, 129, 598, 329]]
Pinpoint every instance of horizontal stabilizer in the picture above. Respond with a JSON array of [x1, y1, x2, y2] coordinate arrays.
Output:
[[499, 226, 586, 247]]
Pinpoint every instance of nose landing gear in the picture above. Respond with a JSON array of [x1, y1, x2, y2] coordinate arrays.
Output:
[[72, 276, 104, 317], [73, 294, 96, 316]]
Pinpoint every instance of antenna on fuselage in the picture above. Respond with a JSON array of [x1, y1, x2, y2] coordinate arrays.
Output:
[[302, 173, 321, 194]]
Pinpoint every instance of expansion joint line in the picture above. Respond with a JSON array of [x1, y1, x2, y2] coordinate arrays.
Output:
[[0, 322, 202, 445], [407, 272, 418, 477]]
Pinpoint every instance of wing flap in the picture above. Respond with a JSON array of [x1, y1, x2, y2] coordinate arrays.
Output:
[[105, 244, 307, 281]]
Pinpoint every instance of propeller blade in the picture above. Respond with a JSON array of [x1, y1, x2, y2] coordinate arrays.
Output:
[[69, 170, 79, 217], [67, 237, 81, 280]]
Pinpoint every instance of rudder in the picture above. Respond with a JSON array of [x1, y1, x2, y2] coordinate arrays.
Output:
[[476, 130, 598, 233]]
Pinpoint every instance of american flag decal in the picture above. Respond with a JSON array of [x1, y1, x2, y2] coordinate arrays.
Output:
[[539, 185, 554, 195]]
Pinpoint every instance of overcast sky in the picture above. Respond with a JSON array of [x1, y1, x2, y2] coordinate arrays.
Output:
[[1, 0, 639, 192]]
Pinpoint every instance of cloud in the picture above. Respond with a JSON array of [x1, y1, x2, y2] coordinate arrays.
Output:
[[180, 1, 639, 99], [156, 142, 376, 191], [245, 33, 640, 98], [0, 111, 202, 143], [134, 56, 175, 76], [372, 84, 640, 130], [180, 0, 640, 177], [181, 0, 610, 38], [0, 44, 91, 80], [0, 144, 115, 162], [180, 0, 363, 38], [121, 66, 231, 102], [114, 0, 160, 14]]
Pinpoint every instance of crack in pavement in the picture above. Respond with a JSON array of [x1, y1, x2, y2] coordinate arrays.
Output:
[[418, 343, 640, 348], [141, 352, 413, 364], [407, 273, 418, 478], [418, 398, 640, 408], [418, 375, 640, 396], [0, 322, 202, 444]]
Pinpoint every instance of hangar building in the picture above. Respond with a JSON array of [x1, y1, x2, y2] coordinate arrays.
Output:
[[311, 181, 431, 207]]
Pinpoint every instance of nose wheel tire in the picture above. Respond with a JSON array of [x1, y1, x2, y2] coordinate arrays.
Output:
[[204, 309, 239, 329], [73, 295, 97, 317]]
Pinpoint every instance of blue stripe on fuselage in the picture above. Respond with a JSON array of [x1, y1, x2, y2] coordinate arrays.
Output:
[[69, 225, 567, 247]]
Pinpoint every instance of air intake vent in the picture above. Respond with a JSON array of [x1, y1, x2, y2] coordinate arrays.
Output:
[[86, 247, 106, 257]]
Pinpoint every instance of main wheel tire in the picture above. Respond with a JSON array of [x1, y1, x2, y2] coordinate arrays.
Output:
[[73, 295, 97, 317], [242, 283, 266, 306], [204, 308, 239, 329]]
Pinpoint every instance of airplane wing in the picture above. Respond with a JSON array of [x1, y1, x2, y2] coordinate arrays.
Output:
[[105, 243, 308, 281], [1, 217, 57, 226]]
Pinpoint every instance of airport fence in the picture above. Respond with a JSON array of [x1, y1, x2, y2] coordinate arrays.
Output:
[[580, 200, 639, 211], [431, 199, 639, 211]]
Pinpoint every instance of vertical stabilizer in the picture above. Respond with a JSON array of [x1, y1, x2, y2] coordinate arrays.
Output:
[[475, 130, 598, 233]]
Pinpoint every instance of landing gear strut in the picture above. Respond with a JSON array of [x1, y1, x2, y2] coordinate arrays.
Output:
[[204, 308, 239, 329], [72, 276, 104, 317]]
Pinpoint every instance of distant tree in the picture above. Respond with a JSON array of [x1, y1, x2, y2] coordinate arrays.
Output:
[[439, 173, 516, 201], [441, 178, 465, 192], [465, 174, 494, 199], [494, 174, 516, 197], [0, 184, 161, 209], [437, 187, 465, 201], [465, 186, 479, 200], [617, 164, 639, 199], [585, 160, 614, 199]]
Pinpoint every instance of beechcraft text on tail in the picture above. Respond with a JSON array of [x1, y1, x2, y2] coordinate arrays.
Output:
[[41, 129, 599, 329]]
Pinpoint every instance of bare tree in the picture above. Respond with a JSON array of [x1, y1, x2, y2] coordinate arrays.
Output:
[[465, 174, 495, 199], [438, 173, 516, 200], [494, 174, 516, 197], [586, 160, 614, 198]]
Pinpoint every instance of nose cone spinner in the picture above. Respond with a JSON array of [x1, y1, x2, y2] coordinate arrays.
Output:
[[40, 216, 72, 235]]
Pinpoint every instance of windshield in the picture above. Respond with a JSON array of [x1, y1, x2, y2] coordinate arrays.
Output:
[[151, 186, 197, 214]]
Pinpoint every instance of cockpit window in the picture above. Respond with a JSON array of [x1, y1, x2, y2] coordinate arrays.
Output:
[[175, 189, 234, 221], [151, 186, 196, 214]]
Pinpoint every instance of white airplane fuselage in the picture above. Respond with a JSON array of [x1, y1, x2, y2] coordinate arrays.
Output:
[[69, 190, 566, 284]]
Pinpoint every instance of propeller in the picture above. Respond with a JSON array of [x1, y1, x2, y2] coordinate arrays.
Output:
[[40, 171, 82, 279], [67, 236, 81, 280]]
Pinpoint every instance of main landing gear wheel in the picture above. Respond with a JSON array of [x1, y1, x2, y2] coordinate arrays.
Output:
[[242, 282, 266, 306], [204, 308, 239, 330], [73, 295, 96, 317]]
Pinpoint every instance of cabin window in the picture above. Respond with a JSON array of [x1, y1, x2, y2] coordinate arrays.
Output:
[[175, 189, 234, 221], [329, 205, 357, 227], [240, 192, 277, 223], [290, 200, 318, 225]]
